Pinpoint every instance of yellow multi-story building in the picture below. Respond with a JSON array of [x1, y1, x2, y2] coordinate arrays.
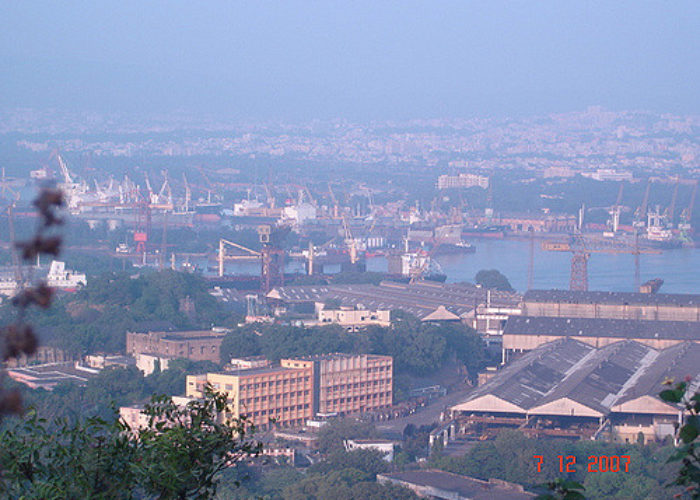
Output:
[[282, 353, 393, 416], [186, 364, 313, 430], [186, 353, 393, 429]]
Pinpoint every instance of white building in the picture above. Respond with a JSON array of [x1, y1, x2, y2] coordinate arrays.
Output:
[[437, 173, 489, 190], [283, 202, 317, 225], [344, 439, 396, 462], [46, 261, 87, 290], [315, 304, 391, 330]]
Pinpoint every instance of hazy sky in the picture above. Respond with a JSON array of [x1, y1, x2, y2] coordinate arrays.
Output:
[[1, 1, 698, 120]]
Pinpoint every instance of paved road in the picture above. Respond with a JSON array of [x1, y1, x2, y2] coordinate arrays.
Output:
[[375, 386, 475, 436]]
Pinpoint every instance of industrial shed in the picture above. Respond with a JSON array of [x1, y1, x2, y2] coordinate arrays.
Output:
[[450, 338, 700, 442], [521, 289, 700, 322], [502, 315, 700, 361]]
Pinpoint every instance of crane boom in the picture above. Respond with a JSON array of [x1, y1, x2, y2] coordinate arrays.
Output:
[[667, 176, 680, 224], [218, 238, 261, 277], [637, 180, 652, 221], [57, 154, 73, 185]]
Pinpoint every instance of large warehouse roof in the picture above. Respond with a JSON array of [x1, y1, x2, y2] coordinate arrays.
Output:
[[504, 316, 700, 342], [451, 338, 595, 414], [523, 289, 700, 307], [451, 339, 700, 419]]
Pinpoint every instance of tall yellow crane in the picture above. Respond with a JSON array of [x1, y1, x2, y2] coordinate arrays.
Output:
[[218, 238, 261, 277], [542, 233, 660, 291]]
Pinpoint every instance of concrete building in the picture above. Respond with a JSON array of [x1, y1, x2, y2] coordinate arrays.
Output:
[[120, 396, 195, 432], [185, 353, 392, 430], [134, 353, 170, 375], [502, 316, 700, 361], [315, 304, 391, 330], [186, 364, 314, 431], [378, 470, 535, 500], [522, 290, 700, 322], [126, 329, 227, 363], [450, 338, 700, 443], [344, 438, 396, 462], [282, 353, 393, 416], [581, 169, 634, 182]]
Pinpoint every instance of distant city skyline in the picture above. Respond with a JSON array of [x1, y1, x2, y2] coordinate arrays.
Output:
[[1, 1, 699, 120]]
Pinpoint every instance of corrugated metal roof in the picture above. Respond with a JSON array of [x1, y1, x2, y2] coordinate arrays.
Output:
[[452, 339, 700, 418], [504, 316, 700, 341]]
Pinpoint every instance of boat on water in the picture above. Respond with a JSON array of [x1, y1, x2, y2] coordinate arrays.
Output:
[[432, 241, 476, 255], [461, 226, 506, 239]]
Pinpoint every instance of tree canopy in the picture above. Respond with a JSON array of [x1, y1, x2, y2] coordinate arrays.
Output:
[[475, 269, 514, 292]]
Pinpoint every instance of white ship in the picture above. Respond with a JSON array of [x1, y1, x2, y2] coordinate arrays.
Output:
[[46, 261, 87, 291]]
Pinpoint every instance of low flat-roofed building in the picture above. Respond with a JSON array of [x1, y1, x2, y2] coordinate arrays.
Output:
[[120, 396, 195, 432], [503, 316, 700, 361], [345, 438, 396, 462], [450, 338, 700, 442], [7, 362, 92, 390], [315, 304, 391, 330], [377, 469, 535, 500], [522, 289, 700, 322]]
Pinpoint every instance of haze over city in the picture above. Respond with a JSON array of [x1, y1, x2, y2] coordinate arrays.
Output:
[[2, 1, 699, 119]]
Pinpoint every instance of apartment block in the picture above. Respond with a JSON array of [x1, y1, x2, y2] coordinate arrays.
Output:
[[282, 353, 393, 416], [186, 364, 313, 430], [185, 353, 393, 430]]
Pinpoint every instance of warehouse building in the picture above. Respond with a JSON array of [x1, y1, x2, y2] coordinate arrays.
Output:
[[502, 315, 700, 361], [521, 290, 700, 322], [449, 338, 700, 443]]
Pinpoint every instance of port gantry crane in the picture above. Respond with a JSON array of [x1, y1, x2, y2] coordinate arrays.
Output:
[[1, 168, 22, 281], [542, 232, 660, 291]]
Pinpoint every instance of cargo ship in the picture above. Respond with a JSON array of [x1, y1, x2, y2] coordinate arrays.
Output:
[[461, 226, 506, 239]]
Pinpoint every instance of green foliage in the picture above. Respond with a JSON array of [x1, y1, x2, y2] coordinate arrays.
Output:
[[0, 388, 258, 499], [316, 418, 378, 454], [536, 478, 586, 500], [309, 448, 390, 477], [219, 312, 487, 379], [660, 380, 700, 499], [402, 423, 437, 459], [475, 269, 514, 292], [28, 270, 240, 355], [0, 411, 134, 499], [19, 359, 219, 421], [131, 388, 260, 499], [429, 429, 681, 500], [279, 448, 418, 500]]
